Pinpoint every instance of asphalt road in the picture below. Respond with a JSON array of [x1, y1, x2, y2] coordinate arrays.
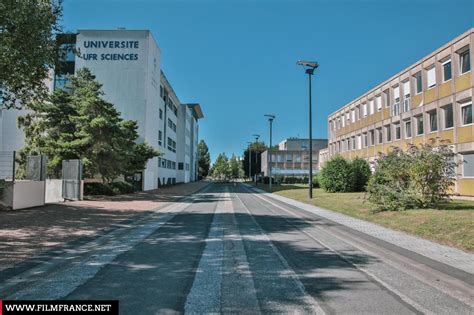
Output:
[[1, 183, 473, 314]]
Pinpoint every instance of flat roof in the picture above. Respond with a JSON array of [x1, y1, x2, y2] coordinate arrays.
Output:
[[185, 103, 204, 119]]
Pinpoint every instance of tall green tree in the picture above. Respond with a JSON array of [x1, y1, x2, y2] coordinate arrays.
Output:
[[229, 154, 242, 180], [18, 68, 160, 182], [198, 139, 211, 178], [242, 141, 267, 178], [0, 0, 63, 108], [211, 153, 231, 180]]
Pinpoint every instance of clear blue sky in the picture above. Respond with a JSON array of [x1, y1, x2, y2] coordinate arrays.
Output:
[[63, 0, 473, 162]]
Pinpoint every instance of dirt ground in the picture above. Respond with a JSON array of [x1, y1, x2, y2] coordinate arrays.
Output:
[[0, 181, 209, 272]]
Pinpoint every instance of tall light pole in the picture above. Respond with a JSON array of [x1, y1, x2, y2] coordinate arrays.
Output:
[[297, 60, 319, 199], [252, 134, 260, 185], [247, 141, 252, 182], [264, 114, 275, 192]]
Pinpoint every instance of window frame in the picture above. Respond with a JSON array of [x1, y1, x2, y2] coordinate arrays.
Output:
[[427, 66, 436, 89], [462, 152, 474, 178], [404, 119, 412, 139], [461, 102, 473, 126], [416, 115, 424, 135], [459, 48, 471, 75], [442, 58, 452, 82], [442, 104, 454, 130]]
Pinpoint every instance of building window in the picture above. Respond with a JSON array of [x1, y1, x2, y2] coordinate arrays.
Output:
[[363, 133, 368, 147], [393, 123, 401, 140], [384, 90, 390, 108], [369, 100, 374, 115], [351, 109, 355, 122], [357, 134, 361, 149], [178, 162, 184, 170], [461, 102, 473, 125], [363, 103, 367, 117], [442, 59, 452, 82], [369, 130, 374, 146], [286, 154, 292, 162], [168, 118, 176, 132], [376, 95, 382, 112], [393, 86, 400, 116], [428, 110, 438, 132], [159, 109, 163, 119], [351, 137, 355, 150], [414, 72, 422, 94], [459, 49, 471, 74], [167, 137, 176, 152], [385, 125, 391, 142], [427, 67, 436, 88], [443, 104, 454, 129], [404, 120, 412, 138], [377, 128, 382, 144], [158, 130, 162, 146], [416, 115, 424, 135], [462, 153, 474, 177], [356, 105, 361, 120]]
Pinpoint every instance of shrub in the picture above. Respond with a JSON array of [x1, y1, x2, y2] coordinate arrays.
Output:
[[84, 182, 115, 196], [366, 148, 414, 211], [312, 174, 320, 188], [109, 181, 135, 194], [350, 157, 371, 192], [406, 140, 457, 208], [366, 139, 457, 211], [319, 155, 355, 192]]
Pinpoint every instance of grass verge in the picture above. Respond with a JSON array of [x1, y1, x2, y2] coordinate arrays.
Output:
[[257, 183, 474, 252]]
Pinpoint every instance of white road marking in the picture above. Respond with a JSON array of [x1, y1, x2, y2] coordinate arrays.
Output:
[[184, 187, 260, 314]]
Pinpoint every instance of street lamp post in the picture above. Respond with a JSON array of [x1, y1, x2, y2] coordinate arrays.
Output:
[[297, 60, 319, 199], [264, 114, 275, 192], [252, 134, 260, 185], [247, 141, 252, 182]]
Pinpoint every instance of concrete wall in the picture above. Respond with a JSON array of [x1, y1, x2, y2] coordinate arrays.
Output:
[[12, 181, 45, 210], [45, 179, 64, 203]]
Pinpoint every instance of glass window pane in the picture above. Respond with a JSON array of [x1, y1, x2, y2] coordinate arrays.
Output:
[[444, 105, 453, 128], [462, 104, 473, 125], [463, 153, 474, 177], [443, 61, 452, 81], [461, 50, 471, 74], [430, 111, 438, 132]]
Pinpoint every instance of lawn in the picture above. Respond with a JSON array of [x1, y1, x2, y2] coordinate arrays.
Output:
[[258, 183, 474, 253]]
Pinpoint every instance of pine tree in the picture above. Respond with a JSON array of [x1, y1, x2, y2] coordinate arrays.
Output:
[[198, 139, 211, 178], [18, 67, 160, 182]]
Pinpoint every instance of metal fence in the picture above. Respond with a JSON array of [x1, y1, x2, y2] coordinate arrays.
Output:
[[26, 155, 48, 181], [62, 159, 83, 200], [0, 151, 15, 181]]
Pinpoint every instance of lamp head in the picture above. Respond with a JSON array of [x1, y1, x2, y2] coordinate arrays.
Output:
[[264, 114, 275, 121], [296, 60, 319, 69]]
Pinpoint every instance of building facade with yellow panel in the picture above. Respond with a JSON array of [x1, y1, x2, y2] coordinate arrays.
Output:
[[327, 28, 474, 196]]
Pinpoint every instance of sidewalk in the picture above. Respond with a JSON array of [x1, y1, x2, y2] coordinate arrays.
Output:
[[0, 181, 209, 272], [245, 184, 474, 275]]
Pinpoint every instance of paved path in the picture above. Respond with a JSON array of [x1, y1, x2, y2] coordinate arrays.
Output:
[[0, 183, 472, 314]]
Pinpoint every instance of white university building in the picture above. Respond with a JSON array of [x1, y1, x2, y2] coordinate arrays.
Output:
[[0, 29, 204, 190]]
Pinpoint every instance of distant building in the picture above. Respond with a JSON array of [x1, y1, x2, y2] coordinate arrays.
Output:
[[260, 138, 327, 177]]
